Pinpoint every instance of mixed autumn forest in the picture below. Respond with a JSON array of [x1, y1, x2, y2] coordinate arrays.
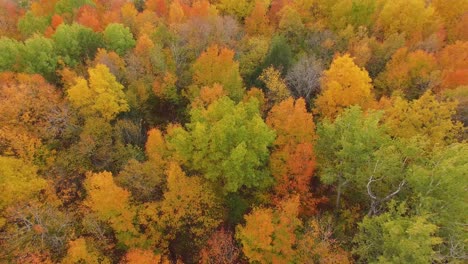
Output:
[[0, 0, 467, 263]]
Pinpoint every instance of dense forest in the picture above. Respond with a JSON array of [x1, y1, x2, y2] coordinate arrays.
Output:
[[0, 0, 467, 263]]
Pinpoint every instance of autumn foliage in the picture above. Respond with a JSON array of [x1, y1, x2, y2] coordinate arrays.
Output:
[[0, 0, 466, 263]]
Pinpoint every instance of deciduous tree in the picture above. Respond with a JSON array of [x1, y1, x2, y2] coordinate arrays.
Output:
[[267, 98, 323, 215], [167, 96, 275, 192], [236, 196, 302, 264], [103, 23, 136, 56], [67, 64, 129, 121], [191, 45, 244, 102], [314, 54, 375, 120], [383, 91, 463, 146]]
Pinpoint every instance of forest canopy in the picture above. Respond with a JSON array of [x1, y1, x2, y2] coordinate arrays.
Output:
[[0, 0, 467, 263]]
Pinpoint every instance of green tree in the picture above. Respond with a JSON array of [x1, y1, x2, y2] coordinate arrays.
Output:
[[315, 106, 390, 209], [167, 96, 275, 193], [407, 143, 468, 261], [53, 23, 103, 67], [103, 23, 136, 56], [54, 0, 93, 15], [17, 11, 49, 38], [0, 37, 20, 71], [21, 35, 58, 81], [353, 202, 441, 264], [261, 35, 293, 76]]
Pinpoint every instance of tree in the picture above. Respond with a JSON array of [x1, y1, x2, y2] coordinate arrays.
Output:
[[0, 37, 20, 71], [54, 0, 94, 15], [314, 54, 375, 120], [67, 64, 129, 121], [21, 35, 58, 81], [437, 41, 468, 91], [190, 45, 244, 102], [62, 238, 110, 264], [286, 55, 324, 101], [17, 11, 49, 38], [329, 0, 376, 30], [103, 23, 136, 56], [44, 14, 64, 37], [375, 48, 439, 99], [168, 0, 185, 24], [77, 5, 102, 31], [407, 143, 468, 261], [374, 0, 439, 44], [315, 106, 390, 210], [156, 162, 222, 259], [167, 96, 275, 193], [0, 72, 67, 161], [266, 98, 323, 215], [0, 157, 47, 214], [84, 171, 143, 248], [190, 84, 228, 109], [244, 0, 272, 36], [199, 229, 240, 264], [217, 0, 254, 20], [278, 6, 306, 42], [383, 91, 463, 146], [145, 0, 168, 17], [238, 36, 269, 86], [93, 48, 126, 80], [259, 66, 290, 105], [121, 249, 165, 264], [236, 196, 302, 264], [0, 1, 21, 38], [353, 202, 441, 264], [431, 0, 468, 42], [296, 218, 352, 263], [261, 35, 293, 76], [1, 202, 72, 262], [116, 128, 169, 202], [53, 23, 103, 67]]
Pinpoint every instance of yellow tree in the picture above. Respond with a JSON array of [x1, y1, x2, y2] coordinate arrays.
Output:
[[62, 238, 110, 264], [84, 171, 143, 248], [236, 196, 302, 264], [217, 0, 254, 19], [375, 0, 439, 44], [314, 54, 375, 120], [67, 64, 129, 121], [0, 156, 47, 224], [259, 66, 290, 106], [156, 163, 222, 255], [383, 91, 463, 146], [190, 45, 244, 102]]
